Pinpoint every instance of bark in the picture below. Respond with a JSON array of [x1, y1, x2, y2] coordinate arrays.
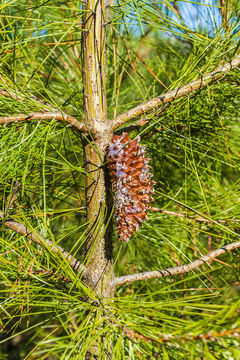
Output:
[[82, 0, 114, 298], [0, 112, 94, 133]]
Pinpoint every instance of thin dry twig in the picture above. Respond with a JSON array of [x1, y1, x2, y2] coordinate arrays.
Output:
[[110, 240, 240, 287], [0, 75, 56, 111], [4, 180, 20, 214], [150, 207, 240, 224], [112, 53, 240, 130], [0, 211, 89, 280], [112, 26, 169, 90], [211, 95, 232, 165], [0, 112, 95, 134], [0, 73, 62, 112], [220, 0, 230, 29], [122, 324, 240, 345]]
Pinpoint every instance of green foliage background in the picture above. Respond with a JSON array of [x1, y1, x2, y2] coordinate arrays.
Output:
[[0, 1, 240, 359]]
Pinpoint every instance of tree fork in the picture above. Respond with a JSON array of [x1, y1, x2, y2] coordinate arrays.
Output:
[[82, 0, 114, 298]]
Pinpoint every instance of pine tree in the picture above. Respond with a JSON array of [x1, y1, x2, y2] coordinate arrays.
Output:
[[0, 1, 240, 359]]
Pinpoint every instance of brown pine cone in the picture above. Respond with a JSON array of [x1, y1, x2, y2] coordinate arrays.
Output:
[[108, 132, 154, 242]]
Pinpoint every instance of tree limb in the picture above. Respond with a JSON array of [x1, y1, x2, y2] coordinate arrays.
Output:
[[112, 53, 240, 130], [110, 240, 240, 287], [0, 112, 95, 135], [0, 211, 89, 281]]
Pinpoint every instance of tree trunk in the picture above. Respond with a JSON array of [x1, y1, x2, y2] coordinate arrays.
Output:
[[82, 0, 114, 298]]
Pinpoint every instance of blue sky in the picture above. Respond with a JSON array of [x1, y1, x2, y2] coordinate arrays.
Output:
[[173, 0, 222, 34], [120, 0, 225, 38]]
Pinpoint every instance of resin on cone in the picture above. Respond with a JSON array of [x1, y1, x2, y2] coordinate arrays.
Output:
[[108, 132, 154, 242]]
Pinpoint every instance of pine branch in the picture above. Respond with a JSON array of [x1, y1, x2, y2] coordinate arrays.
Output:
[[0, 211, 89, 280], [110, 241, 240, 287], [0, 112, 95, 134], [112, 53, 240, 130]]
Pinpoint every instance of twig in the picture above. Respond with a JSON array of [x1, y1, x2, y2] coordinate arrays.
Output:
[[114, 119, 149, 135], [122, 324, 240, 345], [30, 269, 71, 283], [0, 211, 89, 281], [112, 53, 240, 130], [112, 26, 168, 90], [211, 95, 232, 165], [173, 0, 182, 19], [109, 305, 240, 346], [114, 104, 169, 135], [4, 180, 20, 214], [0, 89, 21, 99], [150, 207, 240, 224], [110, 241, 240, 287], [0, 75, 58, 111], [220, 0, 230, 29], [0, 112, 95, 134]]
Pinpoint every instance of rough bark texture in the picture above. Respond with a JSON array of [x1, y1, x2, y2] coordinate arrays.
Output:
[[82, 0, 114, 298]]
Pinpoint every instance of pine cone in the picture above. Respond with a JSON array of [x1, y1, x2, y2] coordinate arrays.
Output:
[[108, 132, 154, 242]]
